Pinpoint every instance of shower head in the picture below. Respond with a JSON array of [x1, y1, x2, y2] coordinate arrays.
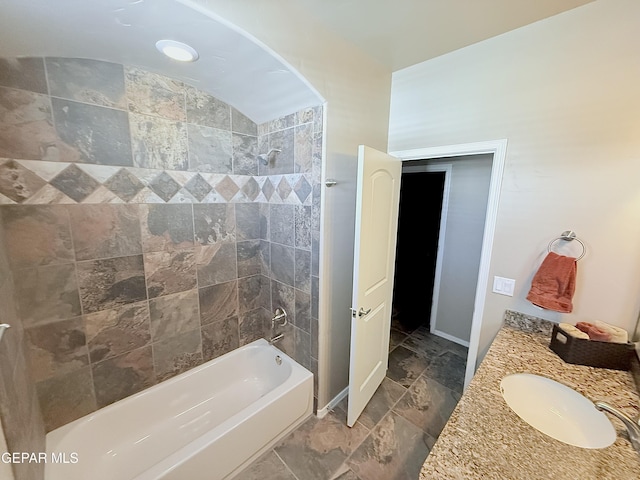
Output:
[[258, 149, 281, 166]]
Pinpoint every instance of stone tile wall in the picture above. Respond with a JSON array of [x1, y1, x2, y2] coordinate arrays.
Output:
[[0, 220, 45, 480], [0, 57, 322, 432]]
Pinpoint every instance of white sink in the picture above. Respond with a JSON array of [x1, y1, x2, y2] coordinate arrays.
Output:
[[500, 373, 616, 449]]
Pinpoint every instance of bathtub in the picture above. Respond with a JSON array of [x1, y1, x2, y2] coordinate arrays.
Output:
[[45, 339, 313, 480]]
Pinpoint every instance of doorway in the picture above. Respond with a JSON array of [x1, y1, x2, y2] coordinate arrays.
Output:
[[390, 140, 506, 388], [318, 140, 506, 415], [394, 156, 493, 349], [392, 170, 446, 331]]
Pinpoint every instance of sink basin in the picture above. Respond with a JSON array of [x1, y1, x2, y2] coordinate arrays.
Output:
[[500, 373, 616, 449]]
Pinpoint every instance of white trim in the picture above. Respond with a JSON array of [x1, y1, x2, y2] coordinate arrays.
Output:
[[431, 329, 470, 348], [317, 102, 331, 409], [316, 386, 349, 419], [390, 139, 507, 390], [401, 163, 452, 343]]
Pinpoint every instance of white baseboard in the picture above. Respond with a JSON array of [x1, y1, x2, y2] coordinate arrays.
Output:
[[432, 329, 470, 348], [316, 386, 348, 418]]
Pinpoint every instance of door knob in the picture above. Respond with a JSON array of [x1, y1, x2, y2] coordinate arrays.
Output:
[[350, 307, 372, 318]]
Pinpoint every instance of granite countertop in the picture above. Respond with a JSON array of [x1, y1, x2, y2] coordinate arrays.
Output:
[[420, 311, 640, 480]]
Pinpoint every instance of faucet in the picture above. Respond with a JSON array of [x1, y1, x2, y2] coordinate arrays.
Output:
[[268, 308, 288, 345], [594, 401, 640, 453]]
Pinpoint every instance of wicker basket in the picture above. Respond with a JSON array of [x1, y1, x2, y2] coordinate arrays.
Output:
[[549, 324, 634, 371]]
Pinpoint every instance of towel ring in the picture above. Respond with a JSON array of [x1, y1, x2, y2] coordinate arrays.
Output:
[[547, 230, 586, 260]]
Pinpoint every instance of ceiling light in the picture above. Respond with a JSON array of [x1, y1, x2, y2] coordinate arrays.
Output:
[[155, 40, 199, 62]]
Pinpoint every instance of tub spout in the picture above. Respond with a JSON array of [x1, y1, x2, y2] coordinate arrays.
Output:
[[269, 333, 284, 345]]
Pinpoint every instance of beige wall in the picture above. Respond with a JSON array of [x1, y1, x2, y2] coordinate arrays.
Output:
[[389, 0, 640, 361], [187, 0, 393, 405]]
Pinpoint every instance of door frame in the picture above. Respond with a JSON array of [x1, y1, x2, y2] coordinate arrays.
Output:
[[390, 139, 507, 388], [401, 163, 454, 344]]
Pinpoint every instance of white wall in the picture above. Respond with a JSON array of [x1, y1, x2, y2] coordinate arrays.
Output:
[[187, 0, 392, 407], [389, 0, 640, 362]]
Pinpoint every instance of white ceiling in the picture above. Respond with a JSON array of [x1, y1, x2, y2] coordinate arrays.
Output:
[[296, 0, 595, 71], [0, 0, 322, 124], [0, 0, 595, 122]]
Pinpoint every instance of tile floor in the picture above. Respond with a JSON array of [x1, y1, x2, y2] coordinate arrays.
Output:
[[234, 320, 468, 480]]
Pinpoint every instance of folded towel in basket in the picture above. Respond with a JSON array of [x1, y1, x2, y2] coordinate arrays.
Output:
[[591, 320, 629, 343], [526, 252, 577, 313], [559, 322, 590, 340], [575, 321, 610, 341]]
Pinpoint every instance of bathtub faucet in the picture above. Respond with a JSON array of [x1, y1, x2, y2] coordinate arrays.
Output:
[[269, 308, 288, 345], [271, 308, 288, 328]]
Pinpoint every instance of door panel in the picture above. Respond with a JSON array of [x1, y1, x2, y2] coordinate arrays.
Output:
[[363, 170, 395, 286], [347, 145, 402, 427]]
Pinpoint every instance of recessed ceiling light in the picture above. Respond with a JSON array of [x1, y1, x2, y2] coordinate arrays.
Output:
[[155, 39, 199, 62]]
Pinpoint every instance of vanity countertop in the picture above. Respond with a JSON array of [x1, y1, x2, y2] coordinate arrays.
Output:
[[420, 312, 640, 480]]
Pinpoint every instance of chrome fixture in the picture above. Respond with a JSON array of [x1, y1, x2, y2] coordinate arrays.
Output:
[[272, 307, 287, 327], [594, 401, 640, 453], [0, 324, 9, 342], [325, 179, 338, 187], [547, 230, 586, 260], [350, 307, 371, 318], [257, 149, 281, 166], [269, 307, 288, 345]]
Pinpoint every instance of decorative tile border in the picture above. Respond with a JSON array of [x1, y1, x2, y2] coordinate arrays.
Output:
[[0, 158, 313, 206]]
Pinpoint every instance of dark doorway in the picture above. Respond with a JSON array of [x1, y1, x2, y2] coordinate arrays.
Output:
[[392, 171, 445, 331]]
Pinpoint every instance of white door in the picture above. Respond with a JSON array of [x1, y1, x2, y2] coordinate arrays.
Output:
[[347, 145, 402, 427]]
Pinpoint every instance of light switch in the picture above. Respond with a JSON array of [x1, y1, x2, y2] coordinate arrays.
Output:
[[493, 276, 515, 296]]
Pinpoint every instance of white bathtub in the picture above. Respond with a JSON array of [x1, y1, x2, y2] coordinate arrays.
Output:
[[45, 339, 313, 480]]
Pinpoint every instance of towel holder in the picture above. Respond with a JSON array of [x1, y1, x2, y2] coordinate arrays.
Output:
[[547, 230, 586, 260]]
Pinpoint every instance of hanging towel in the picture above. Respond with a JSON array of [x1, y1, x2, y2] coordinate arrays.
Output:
[[526, 251, 577, 313]]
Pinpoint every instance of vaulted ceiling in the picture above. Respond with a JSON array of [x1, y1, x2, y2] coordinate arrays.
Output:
[[0, 0, 594, 122]]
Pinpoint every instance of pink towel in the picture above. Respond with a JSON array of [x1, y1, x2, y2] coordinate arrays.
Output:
[[526, 252, 577, 313], [575, 322, 611, 341]]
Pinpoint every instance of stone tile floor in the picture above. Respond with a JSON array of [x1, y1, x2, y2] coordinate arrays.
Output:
[[234, 321, 468, 480]]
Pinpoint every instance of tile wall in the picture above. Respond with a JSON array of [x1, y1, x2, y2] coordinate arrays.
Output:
[[0, 219, 45, 480], [0, 57, 322, 432]]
